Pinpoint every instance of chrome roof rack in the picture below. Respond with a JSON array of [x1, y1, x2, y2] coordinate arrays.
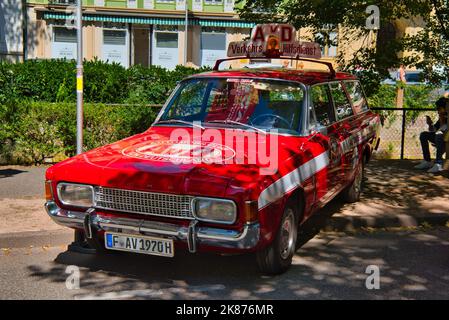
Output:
[[213, 56, 336, 79]]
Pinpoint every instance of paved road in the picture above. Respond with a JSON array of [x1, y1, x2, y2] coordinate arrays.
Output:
[[0, 166, 48, 199], [1, 227, 448, 300]]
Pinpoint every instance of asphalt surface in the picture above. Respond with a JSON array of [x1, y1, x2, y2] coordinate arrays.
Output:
[[1, 164, 448, 300], [0, 166, 48, 199], [1, 227, 448, 300]]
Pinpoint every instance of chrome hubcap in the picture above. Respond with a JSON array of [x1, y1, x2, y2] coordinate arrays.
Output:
[[280, 209, 295, 260]]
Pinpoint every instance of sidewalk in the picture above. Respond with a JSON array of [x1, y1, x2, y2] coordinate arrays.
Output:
[[0, 166, 66, 234], [0, 160, 448, 235], [321, 159, 449, 231]]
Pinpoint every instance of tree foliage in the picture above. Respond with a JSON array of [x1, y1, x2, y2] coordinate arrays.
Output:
[[236, 0, 448, 92]]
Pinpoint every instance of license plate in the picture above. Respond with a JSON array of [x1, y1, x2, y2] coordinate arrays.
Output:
[[104, 232, 174, 257]]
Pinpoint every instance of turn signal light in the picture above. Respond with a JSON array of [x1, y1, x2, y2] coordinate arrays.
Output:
[[45, 181, 54, 201], [244, 201, 258, 223]]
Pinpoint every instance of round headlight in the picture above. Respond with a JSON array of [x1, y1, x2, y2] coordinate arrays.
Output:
[[193, 197, 237, 224]]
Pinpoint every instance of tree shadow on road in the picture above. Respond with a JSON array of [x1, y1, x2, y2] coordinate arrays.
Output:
[[26, 226, 449, 299], [24, 159, 449, 299], [0, 168, 26, 179]]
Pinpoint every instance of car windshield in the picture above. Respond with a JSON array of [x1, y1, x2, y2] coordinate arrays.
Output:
[[157, 78, 305, 134]]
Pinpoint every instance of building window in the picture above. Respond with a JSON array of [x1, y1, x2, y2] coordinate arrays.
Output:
[[152, 26, 179, 70], [54, 28, 77, 43], [103, 30, 127, 46], [102, 27, 129, 67], [51, 27, 77, 60], [314, 31, 338, 58], [204, 0, 223, 4], [156, 33, 179, 48], [156, 0, 175, 3], [201, 27, 227, 67]]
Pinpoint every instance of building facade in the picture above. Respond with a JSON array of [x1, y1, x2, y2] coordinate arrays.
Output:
[[19, 1, 428, 71], [0, 0, 24, 62], [26, 0, 254, 69]]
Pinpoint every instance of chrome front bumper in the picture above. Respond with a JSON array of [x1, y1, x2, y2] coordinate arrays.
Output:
[[44, 201, 260, 252]]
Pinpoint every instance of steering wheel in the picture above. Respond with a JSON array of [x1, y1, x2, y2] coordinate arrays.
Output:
[[250, 114, 292, 129]]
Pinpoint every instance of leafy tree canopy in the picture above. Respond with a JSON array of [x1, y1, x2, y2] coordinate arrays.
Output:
[[236, 0, 448, 95]]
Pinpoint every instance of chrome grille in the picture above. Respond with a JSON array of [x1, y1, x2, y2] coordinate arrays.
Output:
[[94, 187, 194, 219]]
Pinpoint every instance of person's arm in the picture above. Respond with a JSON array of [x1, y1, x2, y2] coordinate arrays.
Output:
[[439, 115, 448, 132], [426, 115, 436, 131]]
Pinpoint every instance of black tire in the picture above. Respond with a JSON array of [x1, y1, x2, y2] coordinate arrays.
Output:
[[342, 159, 365, 203], [256, 202, 298, 275]]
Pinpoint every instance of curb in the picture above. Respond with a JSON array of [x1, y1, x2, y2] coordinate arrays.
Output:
[[324, 214, 449, 232]]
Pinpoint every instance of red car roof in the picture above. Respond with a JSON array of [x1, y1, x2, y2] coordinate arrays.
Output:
[[191, 68, 357, 86]]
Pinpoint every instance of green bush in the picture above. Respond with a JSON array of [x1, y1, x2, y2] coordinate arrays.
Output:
[[367, 84, 441, 125], [0, 59, 211, 105], [368, 84, 437, 109], [0, 101, 157, 165], [0, 60, 212, 164]]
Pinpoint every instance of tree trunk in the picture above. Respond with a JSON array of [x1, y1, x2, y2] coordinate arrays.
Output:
[[445, 103, 449, 171]]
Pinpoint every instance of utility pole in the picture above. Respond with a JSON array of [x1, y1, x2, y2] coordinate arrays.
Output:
[[70, 0, 88, 251], [184, 0, 188, 66], [76, 0, 83, 155]]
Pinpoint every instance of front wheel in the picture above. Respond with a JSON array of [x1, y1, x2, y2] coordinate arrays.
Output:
[[256, 203, 298, 275], [342, 159, 365, 203]]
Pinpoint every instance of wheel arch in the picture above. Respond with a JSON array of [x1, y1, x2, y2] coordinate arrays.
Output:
[[362, 144, 372, 164], [285, 187, 306, 224]]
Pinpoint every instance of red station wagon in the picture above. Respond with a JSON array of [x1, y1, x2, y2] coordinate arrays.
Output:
[[44, 53, 380, 274]]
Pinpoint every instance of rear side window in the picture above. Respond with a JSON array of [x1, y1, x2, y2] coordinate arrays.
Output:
[[345, 81, 369, 113], [310, 84, 334, 127], [329, 82, 353, 121]]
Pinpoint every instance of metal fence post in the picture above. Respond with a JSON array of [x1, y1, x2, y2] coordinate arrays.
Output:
[[400, 108, 406, 160]]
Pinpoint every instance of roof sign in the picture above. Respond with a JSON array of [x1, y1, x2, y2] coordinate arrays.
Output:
[[227, 24, 321, 59]]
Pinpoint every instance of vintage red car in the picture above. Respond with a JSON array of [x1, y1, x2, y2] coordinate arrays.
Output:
[[44, 40, 380, 274]]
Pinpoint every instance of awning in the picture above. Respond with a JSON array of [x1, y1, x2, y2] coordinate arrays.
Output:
[[43, 13, 255, 28], [198, 20, 255, 28]]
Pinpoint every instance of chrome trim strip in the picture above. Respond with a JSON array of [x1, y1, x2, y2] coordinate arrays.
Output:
[[45, 201, 259, 250]]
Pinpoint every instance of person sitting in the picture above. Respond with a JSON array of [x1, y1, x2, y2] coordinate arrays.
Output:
[[414, 98, 448, 173]]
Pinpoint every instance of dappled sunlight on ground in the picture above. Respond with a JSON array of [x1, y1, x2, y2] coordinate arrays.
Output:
[[13, 227, 448, 299], [324, 159, 449, 224]]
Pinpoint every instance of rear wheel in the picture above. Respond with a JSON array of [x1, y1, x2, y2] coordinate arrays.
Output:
[[342, 159, 364, 203], [256, 202, 298, 275]]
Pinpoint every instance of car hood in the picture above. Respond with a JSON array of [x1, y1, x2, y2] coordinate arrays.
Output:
[[46, 126, 302, 198]]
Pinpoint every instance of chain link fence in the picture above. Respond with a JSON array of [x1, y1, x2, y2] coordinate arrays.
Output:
[[372, 107, 439, 159], [73, 105, 439, 161]]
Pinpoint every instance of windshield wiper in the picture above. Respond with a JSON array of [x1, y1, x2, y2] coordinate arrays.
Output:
[[155, 119, 205, 130], [207, 120, 266, 134]]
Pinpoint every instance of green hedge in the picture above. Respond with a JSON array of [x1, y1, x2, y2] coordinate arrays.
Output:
[[367, 84, 447, 124], [0, 59, 211, 165], [0, 59, 211, 105], [1, 59, 446, 165], [0, 101, 158, 165], [367, 84, 441, 109]]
